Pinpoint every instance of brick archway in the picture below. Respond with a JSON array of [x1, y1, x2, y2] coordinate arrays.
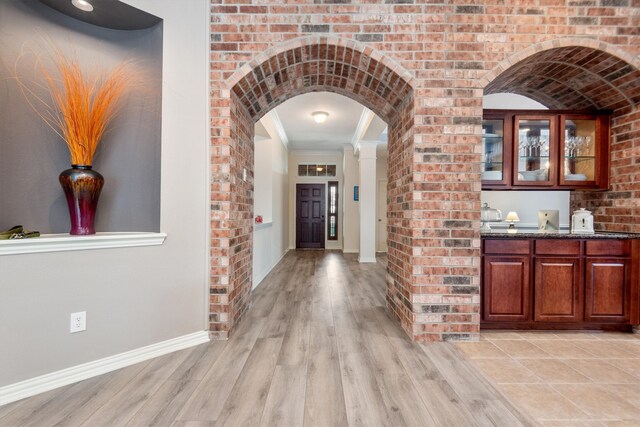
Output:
[[481, 38, 640, 234], [482, 39, 640, 111], [209, 37, 416, 339]]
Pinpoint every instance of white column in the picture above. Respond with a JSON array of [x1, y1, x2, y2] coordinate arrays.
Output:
[[358, 141, 377, 263], [342, 145, 360, 253]]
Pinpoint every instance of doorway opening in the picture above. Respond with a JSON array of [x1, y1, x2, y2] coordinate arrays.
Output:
[[296, 184, 325, 249], [209, 37, 415, 338], [250, 90, 391, 290]]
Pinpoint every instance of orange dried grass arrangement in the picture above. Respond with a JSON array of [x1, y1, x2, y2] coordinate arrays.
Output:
[[19, 53, 131, 166]]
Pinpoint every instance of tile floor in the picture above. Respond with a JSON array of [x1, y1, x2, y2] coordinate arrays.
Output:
[[457, 331, 640, 426]]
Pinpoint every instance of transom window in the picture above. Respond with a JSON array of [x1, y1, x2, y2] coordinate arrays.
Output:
[[298, 164, 337, 177]]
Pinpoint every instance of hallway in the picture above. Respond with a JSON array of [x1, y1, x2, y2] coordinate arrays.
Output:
[[0, 251, 532, 426]]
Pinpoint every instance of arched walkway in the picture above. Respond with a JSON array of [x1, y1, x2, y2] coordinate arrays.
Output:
[[209, 37, 416, 338], [481, 39, 640, 234], [483, 40, 640, 111]]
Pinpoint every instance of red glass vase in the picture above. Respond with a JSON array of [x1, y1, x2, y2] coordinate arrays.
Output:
[[59, 165, 104, 235]]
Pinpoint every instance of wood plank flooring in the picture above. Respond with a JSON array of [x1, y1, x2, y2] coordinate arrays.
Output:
[[0, 251, 534, 426]]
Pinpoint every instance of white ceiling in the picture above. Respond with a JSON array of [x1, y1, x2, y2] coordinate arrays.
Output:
[[258, 92, 545, 157], [263, 92, 387, 153]]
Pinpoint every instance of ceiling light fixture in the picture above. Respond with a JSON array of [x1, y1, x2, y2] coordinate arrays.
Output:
[[311, 111, 329, 124], [72, 0, 94, 12]]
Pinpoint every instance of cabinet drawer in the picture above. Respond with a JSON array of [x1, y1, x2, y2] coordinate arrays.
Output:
[[535, 240, 581, 256], [586, 240, 630, 257], [484, 239, 530, 255]]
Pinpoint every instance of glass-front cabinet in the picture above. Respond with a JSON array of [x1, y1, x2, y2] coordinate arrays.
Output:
[[481, 116, 508, 185], [513, 116, 556, 186], [560, 114, 601, 186], [482, 110, 610, 190]]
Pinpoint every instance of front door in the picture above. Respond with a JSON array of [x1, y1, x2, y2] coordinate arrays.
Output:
[[296, 184, 325, 249]]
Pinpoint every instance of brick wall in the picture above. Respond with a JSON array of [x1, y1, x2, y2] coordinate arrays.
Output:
[[210, 0, 640, 341]]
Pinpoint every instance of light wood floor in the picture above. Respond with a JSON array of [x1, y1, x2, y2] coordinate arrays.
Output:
[[0, 251, 534, 426]]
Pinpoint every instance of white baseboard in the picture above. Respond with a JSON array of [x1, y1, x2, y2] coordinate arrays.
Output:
[[358, 257, 377, 263], [0, 331, 209, 406], [342, 249, 359, 254], [254, 249, 289, 289]]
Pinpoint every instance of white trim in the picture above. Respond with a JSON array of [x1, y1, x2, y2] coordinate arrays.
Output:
[[254, 221, 273, 230], [253, 249, 288, 289], [261, 110, 289, 149], [289, 149, 341, 157], [0, 232, 167, 256], [326, 242, 342, 250], [358, 256, 377, 263], [342, 249, 359, 254], [352, 107, 375, 153], [203, 4, 213, 332], [270, 111, 289, 149], [0, 331, 209, 406]]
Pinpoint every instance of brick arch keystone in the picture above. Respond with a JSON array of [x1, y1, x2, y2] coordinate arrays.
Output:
[[210, 36, 418, 340]]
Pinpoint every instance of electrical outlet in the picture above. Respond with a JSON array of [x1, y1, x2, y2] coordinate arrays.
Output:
[[70, 311, 86, 333]]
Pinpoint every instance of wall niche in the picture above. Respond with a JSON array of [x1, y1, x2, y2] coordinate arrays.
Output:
[[0, 0, 162, 233]]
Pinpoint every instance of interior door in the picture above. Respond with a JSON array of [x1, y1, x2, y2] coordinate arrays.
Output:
[[296, 184, 325, 249], [377, 180, 388, 252]]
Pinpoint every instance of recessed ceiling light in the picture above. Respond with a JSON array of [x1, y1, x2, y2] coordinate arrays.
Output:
[[72, 0, 94, 12], [311, 111, 329, 124]]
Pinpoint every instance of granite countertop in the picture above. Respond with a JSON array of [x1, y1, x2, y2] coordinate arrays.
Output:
[[481, 230, 640, 239]]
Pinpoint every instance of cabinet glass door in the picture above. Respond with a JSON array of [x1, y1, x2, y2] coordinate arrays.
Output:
[[482, 119, 505, 183], [561, 116, 597, 185], [514, 117, 555, 186]]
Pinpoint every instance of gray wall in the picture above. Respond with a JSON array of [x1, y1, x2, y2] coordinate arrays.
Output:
[[0, 0, 162, 233], [0, 0, 209, 387]]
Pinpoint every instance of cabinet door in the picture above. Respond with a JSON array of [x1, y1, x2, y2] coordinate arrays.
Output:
[[585, 258, 630, 323], [513, 115, 557, 187], [482, 116, 510, 187], [534, 257, 583, 322], [559, 114, 608, 188], [483, 256, 530, 322]]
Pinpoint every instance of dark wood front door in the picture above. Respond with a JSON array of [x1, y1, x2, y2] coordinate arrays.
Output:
[[296, 184, 325, 249]]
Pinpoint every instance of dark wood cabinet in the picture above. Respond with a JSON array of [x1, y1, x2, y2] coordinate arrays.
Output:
[[585, 258, 630, 323], [482, 237, 638, 330], [482, 109, 610, 190], [534, 257, 583, 322], [483, 256, 530, 322]]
